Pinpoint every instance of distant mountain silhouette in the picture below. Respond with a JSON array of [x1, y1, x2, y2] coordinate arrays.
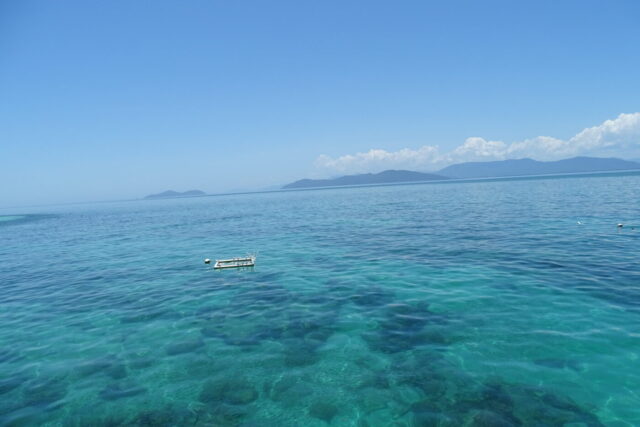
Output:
[[144, 190, 206, 199], [282, 170, 448, 189], [283, 157, 640, 190], [437, 156, 640, 179]]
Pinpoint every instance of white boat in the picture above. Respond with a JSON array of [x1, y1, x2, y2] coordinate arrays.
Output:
[[212, 255, 256, 269]]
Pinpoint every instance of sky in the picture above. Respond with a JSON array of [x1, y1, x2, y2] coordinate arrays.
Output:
[[1, 0, 640, 207]]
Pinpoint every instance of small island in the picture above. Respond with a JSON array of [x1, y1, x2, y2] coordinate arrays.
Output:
[[283, 170, 448, 189], [144, 190, 206, 200]]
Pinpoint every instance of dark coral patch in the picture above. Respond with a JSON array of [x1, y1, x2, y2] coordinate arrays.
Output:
[[47, 413, 127, 427], [208, 403, 248, 425], [120, 309, 168, 324], [22, 375, 68, 408], [234, 284, 292, 306], [166, 338, 204, 356], [200, 284, 341, 354], [128, 356, 154, 370], [106, 363, 128, 380], [410, 399, 460, 426], [77, 355, 127, 380], [200, 324, 224, 338], [471, 409, 518, 427], [0, 348, 23, 363], [200, 377, 258, 406], [533, 358, 583, 371], [270, 375, 314, 408], [99, 383, 147, 401], [253, 271, 285, 283], [309, 401, 339, 423], [0, 375, 25, 395], [443, 380, 604, 426], [132, 405, 195, 426], [350, 286, 395, 308], [77, 357, 113, 377], [282, 339, 320, 367], [365, 302, 449, 353]]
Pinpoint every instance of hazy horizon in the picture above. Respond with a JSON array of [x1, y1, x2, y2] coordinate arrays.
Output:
[[4, 156, 640, 211], [2, 1, 640, 207]]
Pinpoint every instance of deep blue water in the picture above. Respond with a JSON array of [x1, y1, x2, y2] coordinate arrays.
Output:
[[1, 174, 639, 426]]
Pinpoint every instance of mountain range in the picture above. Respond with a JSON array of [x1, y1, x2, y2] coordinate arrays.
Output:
[[438, 156, 640, 179], [144, 190, 206, 200], [283, 170, 447, 189], [283, 157, 640, 189]]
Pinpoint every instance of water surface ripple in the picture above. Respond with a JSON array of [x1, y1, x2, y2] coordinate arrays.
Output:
[[1, 175, 639, 426]]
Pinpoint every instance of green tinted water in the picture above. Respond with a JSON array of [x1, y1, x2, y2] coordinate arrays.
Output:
[[1, 175, 639, 425]]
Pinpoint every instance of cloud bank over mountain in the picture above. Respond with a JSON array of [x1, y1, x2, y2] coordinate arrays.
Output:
[[315, 113, 640, 174]]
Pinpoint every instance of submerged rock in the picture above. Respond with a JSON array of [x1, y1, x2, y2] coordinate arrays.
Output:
[[448, 380, 604, 426], [120, 309, 167, 324], [203, 284, 342, 354], [283, 340, 319, 367], [365, 302, 450, 354], [128, 356, 154, 370], [324, 280, 354, 298], [99, 383, 147, 401], [471, 409, 516, 427], [270, 375, 313, 407], [208, 403, 248, 425], [309, 401, 339, 423], [77, 356, 115, 378], [23, 375, 68, 408], [77, 355, 128, 380], [350, 286, 395, 308], [62, 414, 127, 426], [234, 284, 292, 306], [358, 387, 389, 414], [165, 338, 204, 356], [270, 374, 297, 398], [0, 375, 25, 395], [185, 356, 218, 378], [200, 325, 224, 338], [476, 382, 516, 415], [200, 377, 258, 406], [0, 348, 23, 363], [132, 405, 194, 426], [410, 399, 460, 426], [533, 358, 583, 372], [106, 363, 128, 380]]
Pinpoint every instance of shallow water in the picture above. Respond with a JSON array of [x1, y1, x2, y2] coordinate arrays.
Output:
[[1, 174, 639, 426]]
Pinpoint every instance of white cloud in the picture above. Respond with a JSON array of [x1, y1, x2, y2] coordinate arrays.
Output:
[[448, 137, 508, 161], [314, 146, 441, 174], [569, 112, 640, 151], [315, 112, 640, 173]]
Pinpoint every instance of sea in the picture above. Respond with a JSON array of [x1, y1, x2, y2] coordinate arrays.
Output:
[[1, 172, 639, 426]]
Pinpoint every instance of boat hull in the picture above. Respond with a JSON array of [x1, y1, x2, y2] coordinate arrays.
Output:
[[213, 256, 256, 269]]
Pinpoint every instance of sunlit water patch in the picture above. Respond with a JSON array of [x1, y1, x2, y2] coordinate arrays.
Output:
[[1, 175, 639, 425]]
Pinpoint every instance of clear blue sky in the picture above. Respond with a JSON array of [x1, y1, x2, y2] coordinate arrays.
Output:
[[1, 0, 639, 207]]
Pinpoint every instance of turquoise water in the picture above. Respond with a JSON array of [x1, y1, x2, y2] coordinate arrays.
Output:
[[1, 174, 639, 426]]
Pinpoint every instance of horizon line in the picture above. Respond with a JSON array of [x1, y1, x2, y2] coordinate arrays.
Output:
[[3, 167, 640, 212]]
